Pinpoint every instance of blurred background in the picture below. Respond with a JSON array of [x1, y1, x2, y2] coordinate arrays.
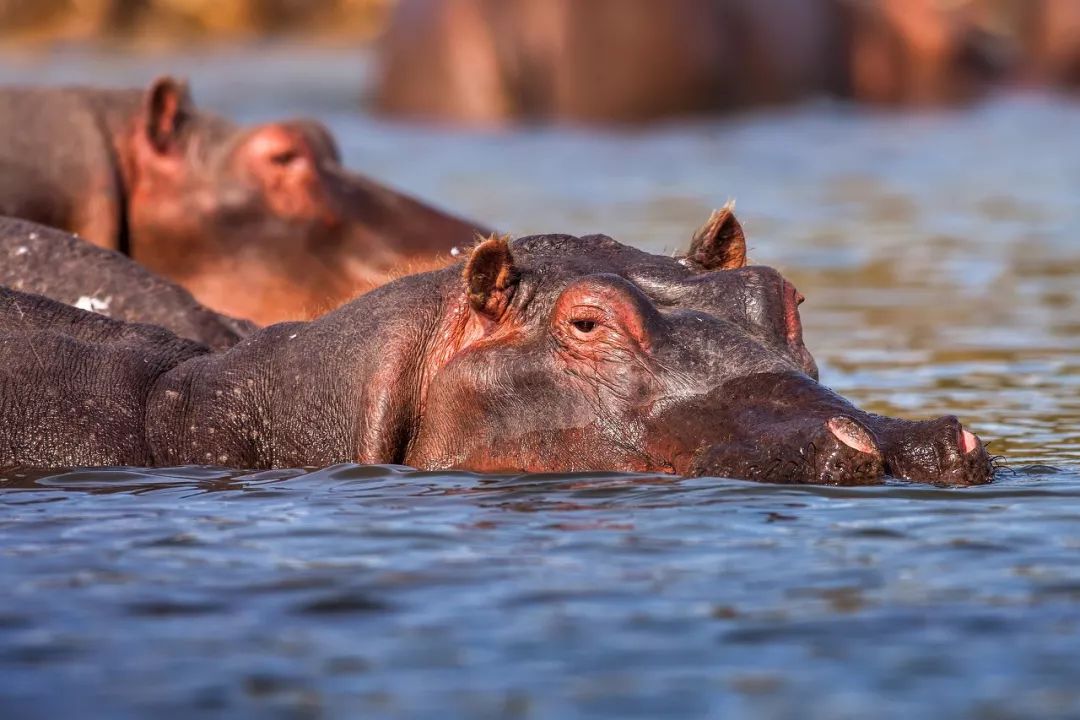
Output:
[[0, 0, 389, 44], [1, 0, 1078, 120]]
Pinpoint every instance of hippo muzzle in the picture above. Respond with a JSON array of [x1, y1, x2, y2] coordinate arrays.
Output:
[[659, 372, 993, 486]]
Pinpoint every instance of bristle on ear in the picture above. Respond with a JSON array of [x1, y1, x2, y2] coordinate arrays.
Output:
[[685, 201, 747, 271], [464, 233, 518, 318]]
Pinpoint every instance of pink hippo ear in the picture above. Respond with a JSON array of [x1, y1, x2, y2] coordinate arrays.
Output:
[[464, 233, 518, 320], [685, 202, 747, 270], [143, 76, 192, 155]]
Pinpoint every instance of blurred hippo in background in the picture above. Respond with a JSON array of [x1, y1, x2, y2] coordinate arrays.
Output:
[[376, 0, 842, 124], [1024, 0, 1080, 87], [0, 208, 994, 487], [0, 216, 254, 350], [0, 77, 487, 325], [375, 0, 1076, 124], [846, 0, 1080, 101]]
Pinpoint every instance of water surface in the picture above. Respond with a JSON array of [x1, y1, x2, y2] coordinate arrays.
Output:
[[1, 47, 1078, 719]]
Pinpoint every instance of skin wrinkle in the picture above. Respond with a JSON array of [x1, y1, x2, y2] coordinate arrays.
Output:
[[6, 296, 47, 375]]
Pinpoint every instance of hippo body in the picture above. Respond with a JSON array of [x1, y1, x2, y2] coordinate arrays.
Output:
[[0, 286, 206, 467], [376, 0, 841, 124], [0, 212, 993, 486], [0, 217, 255, 349], [0, 79, 486, 324], [376, 0, 1074, 123]]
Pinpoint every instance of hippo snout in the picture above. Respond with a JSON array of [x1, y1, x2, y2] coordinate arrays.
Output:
[[875, 415, 994, 487], [666, 373, 994, 487], [689, 415, 885, 486]]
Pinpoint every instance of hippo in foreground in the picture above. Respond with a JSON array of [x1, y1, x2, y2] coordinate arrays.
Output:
[[0, 211, 992, 486], [0, 216, 255, 350], [0, 77, 486, 324]]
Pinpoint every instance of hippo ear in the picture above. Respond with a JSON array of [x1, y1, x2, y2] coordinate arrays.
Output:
[[143, 76, 192, 155], [685, 203, 747, 270], [464, 233, 518, 319]]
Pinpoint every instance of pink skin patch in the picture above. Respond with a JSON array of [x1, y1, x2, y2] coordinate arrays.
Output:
[[960, 428, 979, 454], [827, 417, 878, 455]]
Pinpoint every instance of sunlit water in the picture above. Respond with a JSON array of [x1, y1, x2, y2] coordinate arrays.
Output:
[[1, 48, 1078, 719]]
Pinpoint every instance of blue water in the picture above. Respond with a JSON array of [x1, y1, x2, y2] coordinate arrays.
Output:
[[3, 466, 1080, 718], [0, 48, 1078, 719]]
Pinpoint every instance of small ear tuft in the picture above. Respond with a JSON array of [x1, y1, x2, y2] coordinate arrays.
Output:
[[144, 76, 192, 154], [685, 201, 747, 270], [464, 233, 517, 319]]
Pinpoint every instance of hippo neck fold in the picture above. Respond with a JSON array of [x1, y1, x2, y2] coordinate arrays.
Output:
[[144, 265, 466, 468]]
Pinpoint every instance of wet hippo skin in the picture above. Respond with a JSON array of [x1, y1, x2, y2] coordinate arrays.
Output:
[[0, 216, 254, 350], [0, 77, 488, 325], [0, 209, 994, 486]]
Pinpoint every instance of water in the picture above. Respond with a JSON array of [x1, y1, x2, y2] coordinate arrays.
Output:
[[1, 47, 1078, 718]]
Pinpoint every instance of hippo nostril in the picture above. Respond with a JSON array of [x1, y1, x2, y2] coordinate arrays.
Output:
[[960, 427, 979, 454], [827, 416, 878, 455]]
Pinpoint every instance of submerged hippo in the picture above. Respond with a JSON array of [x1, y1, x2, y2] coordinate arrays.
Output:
[[0, 209, 992, 486], [0, 77, 486, 324], [0, 216, 254, 350]]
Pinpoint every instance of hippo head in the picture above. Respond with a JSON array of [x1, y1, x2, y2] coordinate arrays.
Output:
[[407, 209, 993, 486], [125, 77, 483, 325]]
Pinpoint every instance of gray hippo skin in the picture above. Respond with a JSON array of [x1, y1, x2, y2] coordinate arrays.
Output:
[[0, 217, 254, 350], [0, 210, 994, 486]]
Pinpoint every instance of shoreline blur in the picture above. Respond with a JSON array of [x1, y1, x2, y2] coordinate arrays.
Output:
[[0, 0, 389, 48]]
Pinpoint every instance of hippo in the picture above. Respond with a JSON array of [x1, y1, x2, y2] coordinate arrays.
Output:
[[0, 209, 993, 486], [1024, 0, 1080, 87], [841, 0, 1010, 106], [0, 216, 255, 350], [0, 77, 487, 324], [376, 0, 1059, 124], [375, 0, 842, 124]]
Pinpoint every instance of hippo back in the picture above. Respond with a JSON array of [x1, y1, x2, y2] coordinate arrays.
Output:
[[0, 217, 256, 350], [0, 285, 207, 467]]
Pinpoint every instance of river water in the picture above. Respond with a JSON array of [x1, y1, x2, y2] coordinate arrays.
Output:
[[0, 48, 1078, 719]]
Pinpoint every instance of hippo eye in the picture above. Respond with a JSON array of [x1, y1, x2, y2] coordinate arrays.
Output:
[[269, 149, 300, 166], [571, 320, 596, 334]]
